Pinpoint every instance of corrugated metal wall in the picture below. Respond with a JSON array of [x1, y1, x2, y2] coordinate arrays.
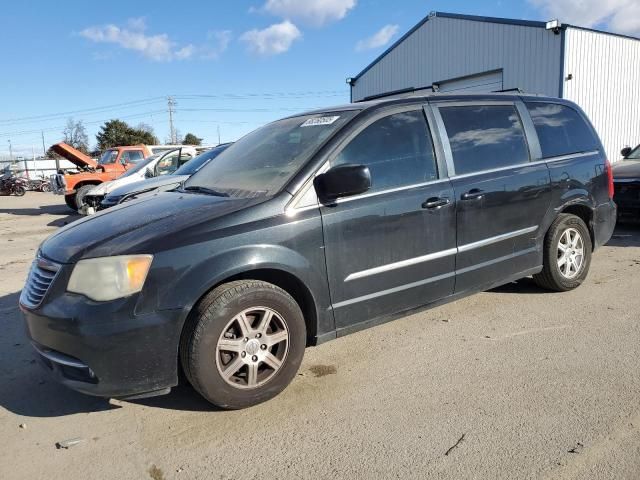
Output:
[[351, 16, 562, 101], [563, 28, 640, 161]]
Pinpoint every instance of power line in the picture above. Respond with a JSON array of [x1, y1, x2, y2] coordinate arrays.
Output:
[[0, 91, 347, 125], [0, 97, 166, 125], [0, 110, 167, 138]]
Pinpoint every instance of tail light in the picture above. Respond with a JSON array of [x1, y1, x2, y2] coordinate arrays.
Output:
[[605, 158, 614, 199]]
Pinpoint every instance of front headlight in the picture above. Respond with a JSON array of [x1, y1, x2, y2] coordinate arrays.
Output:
[[67, 255, 153, 301]]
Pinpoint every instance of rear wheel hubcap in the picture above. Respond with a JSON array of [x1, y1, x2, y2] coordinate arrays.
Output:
[[557, 227, 584, 279]]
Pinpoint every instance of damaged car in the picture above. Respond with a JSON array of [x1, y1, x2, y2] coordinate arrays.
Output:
[[99, 143, 232, 210], [613, 145, 640, 221], [80, 147, 197, 214]]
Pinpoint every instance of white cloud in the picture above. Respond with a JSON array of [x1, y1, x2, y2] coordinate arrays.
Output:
[[356, 24, 399, 51], [80, 19, 231, 61], [530, 0, 640, 36], [240, 21, 302, 56], [260, 0, 356, 27], [202, 30, 232, 59]]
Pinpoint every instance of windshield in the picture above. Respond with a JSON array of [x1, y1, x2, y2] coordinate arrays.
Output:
[[185, 111, 358, 198], [175, 144, 231, 176], [99, 150, 118, 165], [626, 145, 640, 160], [120, 154, 160, 178]]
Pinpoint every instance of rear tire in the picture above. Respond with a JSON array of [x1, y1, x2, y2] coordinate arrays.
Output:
[[13, 186, 26, 197], [64, 194, 77, 211], [40, 183, 51, 192], [533, 214, 592, 291], [180, 280, 306, 409], [75, 185, 96, 210]]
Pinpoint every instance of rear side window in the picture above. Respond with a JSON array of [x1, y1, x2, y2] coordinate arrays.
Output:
[[333, 110, 438, 192], [439, 105, 530, 175], [525, 102, 598, 158]]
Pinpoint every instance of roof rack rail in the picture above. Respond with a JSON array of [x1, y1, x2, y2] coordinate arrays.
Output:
[[358, 86, 434, 103]]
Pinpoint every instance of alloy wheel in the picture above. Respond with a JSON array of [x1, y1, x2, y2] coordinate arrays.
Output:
[[557, 227, 584, 279], [215, 307, 289, 389]]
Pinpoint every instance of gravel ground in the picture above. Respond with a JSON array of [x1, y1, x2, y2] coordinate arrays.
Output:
[[1, 193, 639, 480]]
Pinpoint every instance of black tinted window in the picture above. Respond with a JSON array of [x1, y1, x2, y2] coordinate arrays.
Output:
[[526, 102, 598, 158], [333, 110, 437, 191], [440, 105, 529, 175]]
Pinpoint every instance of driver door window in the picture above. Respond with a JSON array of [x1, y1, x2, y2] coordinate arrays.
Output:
[[332, 110, 438, 192]]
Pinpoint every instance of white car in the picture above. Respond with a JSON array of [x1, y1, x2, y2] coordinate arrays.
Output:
[[80, 147, 197, 215]]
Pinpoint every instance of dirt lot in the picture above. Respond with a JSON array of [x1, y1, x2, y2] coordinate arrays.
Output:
[[1, 193, 639, 480]]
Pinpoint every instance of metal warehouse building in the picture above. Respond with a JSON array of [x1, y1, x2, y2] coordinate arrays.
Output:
[[348, 12, 640, 161]]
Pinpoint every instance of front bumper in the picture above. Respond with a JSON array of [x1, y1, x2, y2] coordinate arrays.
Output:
[[614, 182, 640, 221], [20, 287, 183, 399]]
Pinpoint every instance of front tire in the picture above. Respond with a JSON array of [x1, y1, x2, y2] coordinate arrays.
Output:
[[533, 214, 592, 291], [13, 186, 26, 196], [180, 280, 306, 409], [64, 194, 77, 211], [75, 185, 96, 210]]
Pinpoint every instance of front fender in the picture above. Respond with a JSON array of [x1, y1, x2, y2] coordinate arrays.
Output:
[[146, 240, 333, 341]]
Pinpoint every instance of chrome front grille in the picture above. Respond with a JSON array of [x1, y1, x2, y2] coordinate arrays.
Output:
[[20, 256, 61, 308]]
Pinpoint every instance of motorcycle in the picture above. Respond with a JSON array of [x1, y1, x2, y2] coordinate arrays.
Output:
[[26, 177, 52, 192], [0, 175, 27, 196]]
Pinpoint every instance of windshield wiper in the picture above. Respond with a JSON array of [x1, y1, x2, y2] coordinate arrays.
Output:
[[183, 185, 229, 197]]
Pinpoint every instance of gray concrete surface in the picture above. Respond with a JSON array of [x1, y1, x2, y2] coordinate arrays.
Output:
[[1, 193, 639, 480]]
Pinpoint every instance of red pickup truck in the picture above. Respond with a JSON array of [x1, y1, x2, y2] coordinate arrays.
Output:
[[50, 143, 153, 210]]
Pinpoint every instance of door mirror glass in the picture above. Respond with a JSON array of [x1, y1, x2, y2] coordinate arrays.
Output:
[[621, 146, 632, 158], [314, 164, 371, 202]]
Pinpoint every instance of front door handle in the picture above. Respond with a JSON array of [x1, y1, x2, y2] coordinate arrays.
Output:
[[422, 197, 450, 209], [461, 189, 484, 201]]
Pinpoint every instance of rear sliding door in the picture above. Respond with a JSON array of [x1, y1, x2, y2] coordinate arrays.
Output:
[[430, 100, 552, 293]]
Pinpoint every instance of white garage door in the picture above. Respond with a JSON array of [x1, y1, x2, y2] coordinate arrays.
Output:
[[435, 70, 504, 93]]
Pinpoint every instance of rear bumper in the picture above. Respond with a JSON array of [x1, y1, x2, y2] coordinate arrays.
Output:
[[593, 200, 617, 249], [20, 294, 182, 399]]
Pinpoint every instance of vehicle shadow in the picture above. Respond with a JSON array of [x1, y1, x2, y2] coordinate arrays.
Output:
[[0, 204, 70, 216], [0, 204, 82, 227], [606, 223, 640, 247], [127, 384, 220, 412], [0, 291, 118, 417], [489, 277, 547, 295]]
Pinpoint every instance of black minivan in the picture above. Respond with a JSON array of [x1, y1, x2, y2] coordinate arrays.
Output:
[[20, 94, 616, 409]]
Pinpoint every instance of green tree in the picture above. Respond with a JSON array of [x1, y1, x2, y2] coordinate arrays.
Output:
[[183, 133, 203, 146], [45, 146, 62, 159], [63, 118, 89, 154], [96, 119, 159, 150]]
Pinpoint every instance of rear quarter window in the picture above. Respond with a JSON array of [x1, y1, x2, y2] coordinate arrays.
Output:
[[525, 102, 598, 158]]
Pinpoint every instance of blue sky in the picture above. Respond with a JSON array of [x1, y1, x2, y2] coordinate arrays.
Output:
[[1, 0, 636, 157]]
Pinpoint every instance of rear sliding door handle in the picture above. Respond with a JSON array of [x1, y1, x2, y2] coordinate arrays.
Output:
[[461, 189, 484, 201], [422, 197, 450, 209]]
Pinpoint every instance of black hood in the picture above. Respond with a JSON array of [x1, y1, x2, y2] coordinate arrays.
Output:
[[613, 160, 640, 181], [41, 191, 263, 263]]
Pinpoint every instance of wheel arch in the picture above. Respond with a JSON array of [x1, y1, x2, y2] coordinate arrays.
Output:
[[558, 203, 595, 250], [71, 179, 103, 192]]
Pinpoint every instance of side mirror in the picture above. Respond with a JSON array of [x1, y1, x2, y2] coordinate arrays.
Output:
[[314, 164, 371, 202], [145, 168, 154, 178], [621, 147, 632, 158]]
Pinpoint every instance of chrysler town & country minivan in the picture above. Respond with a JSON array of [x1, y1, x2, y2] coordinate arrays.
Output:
[[20, 93, 616, 409]]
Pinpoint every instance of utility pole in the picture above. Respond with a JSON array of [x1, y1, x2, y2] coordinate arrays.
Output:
[[8, 139, 13, 161], [167, 96, 177, 144], [217, 125, 221, 144], [41, 131, 46, 156]]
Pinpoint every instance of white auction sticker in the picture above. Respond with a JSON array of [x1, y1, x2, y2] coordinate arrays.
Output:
[[300, 116, 340, 127]]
